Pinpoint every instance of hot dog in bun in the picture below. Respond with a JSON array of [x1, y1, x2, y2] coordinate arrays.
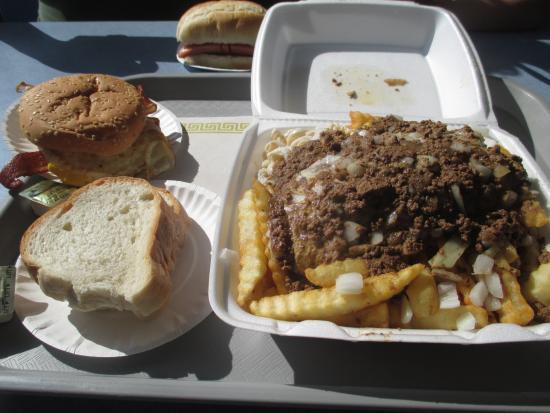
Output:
[[176, 0, 266, 70]]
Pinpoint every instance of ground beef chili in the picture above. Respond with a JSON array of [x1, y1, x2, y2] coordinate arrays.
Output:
[[263, 116, 538, 292]]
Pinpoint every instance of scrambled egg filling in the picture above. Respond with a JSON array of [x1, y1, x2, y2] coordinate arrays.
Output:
[[44, 123, 175, 187]]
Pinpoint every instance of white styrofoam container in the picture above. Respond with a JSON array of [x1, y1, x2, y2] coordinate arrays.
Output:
[[208, 0, 550, 343]]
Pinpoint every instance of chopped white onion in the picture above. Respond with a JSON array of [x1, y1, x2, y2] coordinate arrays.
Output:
[[291, 193, 306, 204], [312, 182, 324, 195], [456, 312, 476, 331], [484, 272, 504, 299], [429, 237, 468, 269], [469, 280, 489, 307], [401, 295, 413, 324], [370, 231, 384, 245], [469, 158, 492, 179], [343, 221, 365, 243], [335, 272, 364, 295], [298, 155, 341, 180], [473, 254, 494, 276], [373, 135, 385, 145], [402, 132, 423, 142], [400, 156, 415, 166], [387, 210, 398, 226], [438, 282, 461, 309], [484, 296, 502, 311], [451, 184, 466, 213], [450, 141, 471, 153]]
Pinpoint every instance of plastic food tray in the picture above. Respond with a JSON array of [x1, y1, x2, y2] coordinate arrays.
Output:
[[2, 73, 550, 410]]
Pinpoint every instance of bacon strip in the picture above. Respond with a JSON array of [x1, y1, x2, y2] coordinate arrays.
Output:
[[178, 43, 254, 59], [136, 85, 157, 115], [16, 81, 34, 93], [0, 152, 48, 190]]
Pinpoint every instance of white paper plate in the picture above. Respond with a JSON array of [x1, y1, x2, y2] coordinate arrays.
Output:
[[3, 99, 182, 154], [15, 181, 220, 357]]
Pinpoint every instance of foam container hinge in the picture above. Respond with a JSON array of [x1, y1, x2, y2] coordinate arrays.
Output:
[[208, 0, 550, 343]]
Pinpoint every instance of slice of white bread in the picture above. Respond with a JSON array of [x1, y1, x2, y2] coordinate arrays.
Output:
[[20, 177, 189, 318]]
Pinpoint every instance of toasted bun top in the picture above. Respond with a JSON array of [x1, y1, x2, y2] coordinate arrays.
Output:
[[18, 74, 151, 156], [176, 0, 266, 46]]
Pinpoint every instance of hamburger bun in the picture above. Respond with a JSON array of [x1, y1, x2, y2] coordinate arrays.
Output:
[[18, 74, 154, 157], [176, 0, 266, 70]]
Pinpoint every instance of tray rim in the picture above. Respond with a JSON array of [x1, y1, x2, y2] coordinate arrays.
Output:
[[2, 368, 550, 411]]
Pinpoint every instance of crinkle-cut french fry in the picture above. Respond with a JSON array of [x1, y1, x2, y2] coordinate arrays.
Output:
[[388, 299, 411, 328], [405, 270, 439, 318], [411, 305, 489, 330], [523, 263, 550, 306], [252, 180, 288, 295], [349, 111, 376, 130], [304, 258, 369, 287], [271, 272, 287, 295], [237, 189, 269, 308], [328, 302, 389, 328], [498, 268, 534, 325], [503, 243, 520, 264], [457, 276, 475, 306], [521, 200, 549, 228], [249, 264, 424, 321], [497, 144, 513, 157]]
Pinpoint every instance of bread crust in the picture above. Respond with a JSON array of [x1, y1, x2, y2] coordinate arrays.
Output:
[[177, 0, 265, 45], [19, 177, 189, 318], [18, 74, 150, 156], [184, 54, 253, 70], [133, 186, 189, 318]]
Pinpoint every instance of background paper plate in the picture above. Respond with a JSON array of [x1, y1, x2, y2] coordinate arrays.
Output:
[[3, 100, 182, 154], [14, 181, 219, 357]]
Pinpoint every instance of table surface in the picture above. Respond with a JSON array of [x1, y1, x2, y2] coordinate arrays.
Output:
[[1, 21, 550, 412], [1, 21, 549, 206]]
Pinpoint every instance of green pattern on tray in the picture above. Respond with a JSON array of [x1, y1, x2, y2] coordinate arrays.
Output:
[[181, 121, 249, 133]]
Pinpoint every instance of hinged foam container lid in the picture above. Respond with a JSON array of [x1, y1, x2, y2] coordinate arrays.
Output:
[[251, 0, 495, 125]]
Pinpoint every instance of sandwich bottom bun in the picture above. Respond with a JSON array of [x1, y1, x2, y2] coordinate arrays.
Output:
[[183, 54, 253, 70]]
